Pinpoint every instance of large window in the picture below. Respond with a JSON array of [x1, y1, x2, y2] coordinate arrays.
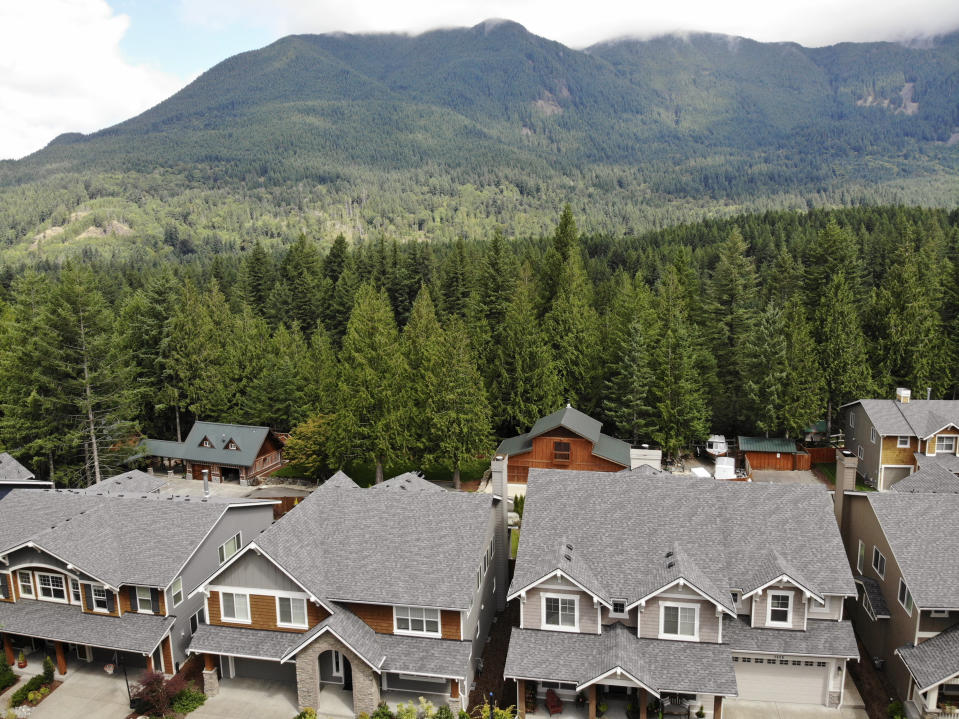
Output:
[[873, 547, 886, 579], [277, 596, 308, 628], [220, 592, 250, 623], [37, 573, 66, 602], [898, 579, 914, 616], [92, 587, 109, 612], [543, 595, 577, 631], [394, 606, 441, 636], [935, 436, 957, 454], [660, 603, 698, 639], [17, 570, 34, 597], [217, 533, 241, 564], [767, 592, 792, 625], [135, 586, 153, 613], [171, 577, 184, 607]]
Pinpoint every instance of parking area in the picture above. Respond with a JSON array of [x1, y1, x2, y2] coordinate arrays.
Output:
[[26, 663, 136, 719], [192, 677, 300, 719]]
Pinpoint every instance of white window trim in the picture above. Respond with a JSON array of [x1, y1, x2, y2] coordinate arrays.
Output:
[[135, 586, 154, 614], [897, 436, 911, 448], [659, 601, 699, 641], [873, 547, 886, 579], [541, 593, 579, 633], [857, 446, 864, 460], [35, 572, 68, 604], [898, 579, 914, 616], [850, 412, 856, 428], [219, 591, 251, 624], [857, 540, 865, 573], [930, 610, 950, 618], [870, 427, 877, 444], [218, 533, 241, 565], [171, 577, 184, 607], [609, 599, 628, 618], [934, 435, 958, 454], [393, 605, 442, 637], [70, 578, 82, 605], [91, 586, 110, 613], [766, 591, 793, 627], [17, 570, 34, 597], [276, 595, 308, 629], [331, 651, 343, 678]]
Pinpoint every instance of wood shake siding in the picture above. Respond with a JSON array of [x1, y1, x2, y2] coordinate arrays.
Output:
[[118, 587, 167, 616], [342, 602, 461, 639], [161, 637, 174, 674], [881, 436, 917, 467], [207, 590, 330, 632], [638, 596, 720, 642], [751, 588, 805, 630], [507, 430, 625, 483]]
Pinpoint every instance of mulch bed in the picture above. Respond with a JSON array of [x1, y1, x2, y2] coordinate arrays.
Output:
[[847, 615, 898, 719], [469, 561, 518, 713]]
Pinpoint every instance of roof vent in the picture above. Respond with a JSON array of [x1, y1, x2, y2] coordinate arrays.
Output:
[[566, 543, 573, 551], [666, 561, 675, 569], [665, 551, 674, 559], [564, 554, 572, 562]]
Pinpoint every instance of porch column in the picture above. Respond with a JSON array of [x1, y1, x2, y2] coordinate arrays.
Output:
[[713, 696, 723, 719], [638, 688, 647, 719], [202, 654, 220, 698], [588, 685, 597, 719], [146, 654, 154, 673], [517, 680, 526, 719], [925, 685, 939, 712], [2, 634, 13, 666], [54, 641, 67, 676]]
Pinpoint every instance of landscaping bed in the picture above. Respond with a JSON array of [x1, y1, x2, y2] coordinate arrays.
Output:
[[7, 656, 61, 710]]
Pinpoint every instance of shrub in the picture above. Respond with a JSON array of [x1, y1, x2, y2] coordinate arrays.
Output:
[[372, 702, 396, 719], [513, 494, 525, 517], [42, 656, 55, 684], [171, 686, 207, 714], [10, 675, 45, 706], [132, 671, 187, 717], [0, 661, 15, 693], [436, 705, 455, 719], [417, 696, 437, 719], [396, 700, 418, 719], [357, 713, 371, 719], [458, 711, 471, 719], [293, 710, 317, 719], [888, 701, 905, 719]]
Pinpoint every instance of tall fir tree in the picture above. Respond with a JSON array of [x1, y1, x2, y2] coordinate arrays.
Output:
[[779, 294, 826, 438], [241, 241, 276, 317], [742, 302, 788, 436], [401, 288, 445, 457]]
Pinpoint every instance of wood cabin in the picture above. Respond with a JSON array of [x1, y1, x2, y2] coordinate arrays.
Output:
[[737, 436, 810, 473], [143, 421, 285, 486]]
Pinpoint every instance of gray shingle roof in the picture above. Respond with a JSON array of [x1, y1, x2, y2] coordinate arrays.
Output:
[[0, 489, 250, 590], [188, 623, 303, 661], [510, 471, 855, 607], [77, 470, 167, 495], [379, 634, 473, 678], [0, 598, 173, 654], [496, 406, 631, 467], [740, 549, 819, 601], [0, 452, 35, 481], [254, 477, 493, 610], [723, 617, 859, 658], [324, 471, 360, 489], [915, 453, 959, 476], [375, 472, 444, 493], [855, 576, 891, 619], [890, 464, 959, 494], [504, 625, 738, 696], [867, 492, 959, 609], [897, 626, 959, 691], [847, 399, 959, 439], [143, 421, 277, 467], [737, 437, 798, 454]]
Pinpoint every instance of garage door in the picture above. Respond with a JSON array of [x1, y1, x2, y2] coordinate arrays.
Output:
[[883, 466, 912, 489], [733, 656, 827, 704]]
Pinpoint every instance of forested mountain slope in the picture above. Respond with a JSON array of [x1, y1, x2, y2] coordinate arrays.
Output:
[[1, 22, 958, 259]]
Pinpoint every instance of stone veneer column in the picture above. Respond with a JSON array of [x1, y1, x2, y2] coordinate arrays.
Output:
[[295, 634, 380, 716], [202, 654, 220, 698]]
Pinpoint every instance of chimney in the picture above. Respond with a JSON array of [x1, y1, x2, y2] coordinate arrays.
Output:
[[834, 449, 858, 526], [202, 469, 210, 498], [896, 388, 911, 404], [490, 455, 508, 612]]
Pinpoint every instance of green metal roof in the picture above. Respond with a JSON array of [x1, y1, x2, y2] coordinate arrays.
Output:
[[143, 421, 275, 468], [737, 436, 799, 454], [496, 406, 631, 467]]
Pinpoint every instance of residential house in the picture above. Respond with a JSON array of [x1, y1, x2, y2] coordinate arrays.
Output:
[[0, 452, 52, 498], [143, 421, 286, 485], [835, 451, 959, 717], [503, 468, 859, 719], [495, 406, 661, 496], [186, 470, 505, 716], [840, 390, 959, 490], [0, 489, 274, 677]]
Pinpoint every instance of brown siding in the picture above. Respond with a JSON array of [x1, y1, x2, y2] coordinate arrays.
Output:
[[919, 611, 956, 635], [207, 590, 329, 632], [441, 610, 461, 640], [881, 436, 918, 467], [743, 450, 804, 472], [340, 602, 459, 638], [926, 428, 959, 457], [118, 586, 167, 616], [161, 637, 173, 675], [507, 433, 625, 483]]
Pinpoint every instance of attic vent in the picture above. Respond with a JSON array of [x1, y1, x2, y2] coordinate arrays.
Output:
[[665, 551, 674, 558], [564, 554, 572, 562], [566, 543, 573, 551], [666, 561, 675, 569]]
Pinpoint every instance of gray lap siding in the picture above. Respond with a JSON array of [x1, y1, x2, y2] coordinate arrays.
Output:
[[751, 587, 806, 630]]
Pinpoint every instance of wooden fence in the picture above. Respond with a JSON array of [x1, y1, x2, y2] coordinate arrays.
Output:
[[804, 446, 838, 465]]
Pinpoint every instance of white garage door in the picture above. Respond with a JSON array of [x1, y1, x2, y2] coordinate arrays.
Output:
[[733, 656, 828, 705]]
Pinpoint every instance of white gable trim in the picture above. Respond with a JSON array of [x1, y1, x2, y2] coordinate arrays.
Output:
[[507, 569, 611, 608], [4, 541, 119, 592], [625, 577, 735, 616], [921, 424, 959, 441], [895, 648, 959, 694], [576, 666, 659, 697], [741, 574, 823, 604], [279, 623, 385, 670]]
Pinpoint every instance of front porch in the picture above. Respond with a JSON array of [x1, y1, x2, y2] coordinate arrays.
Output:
[[519, 682, 724, 719]]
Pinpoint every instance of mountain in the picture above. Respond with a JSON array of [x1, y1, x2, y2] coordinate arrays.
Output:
[[2, 21, 959, 259]]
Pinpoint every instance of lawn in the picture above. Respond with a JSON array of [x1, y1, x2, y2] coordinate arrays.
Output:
[[813, 463, 874, 492], [510, 529, 520, 559]]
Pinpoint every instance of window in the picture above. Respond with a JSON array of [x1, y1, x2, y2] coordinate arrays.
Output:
[[898, 579, 914, 616], [394, 606, 441, 636], [171, 577, 184, 607], [767, 592, 792, 625], [200, 436, 213, 448], [134, 586, 154, 613], [857, 540, 865, 573], [37, 573, 66, 602], [17, 571, 34, 597], [754, 658, 765, 664], [541, 682, 577, 692], [543, 595, 578, 631], [92, 587, 109, 612], [935, 436, 957, 454], [897, 436, 911, 448], [610, 600, 627, 617], [732, 656, 739, 662], [857, 446, 864, 460], [220, 592, 250, 623], [804, 661, 814, 667], [553, 441, 571, 462], [931, 610, 950, 618], [70, 579, 81, 604], [190, 608, 206, 635], [277, 596, 308, 628], [730, 591, 740, 605], [791, 660, 802, 666], [816, 661, 827, 668], [849, 412, 856, 428], [226, 439, 239, 450], [779, 659, 789, 665], [870, 427, 877, 443], [741, 657, 752, 663], [872, 547, 886, 579], [661, 603, 698, 639], [218, 533, 241, 564], [331, 651, 343, 677]]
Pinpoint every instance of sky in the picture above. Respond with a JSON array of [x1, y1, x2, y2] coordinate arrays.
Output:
[[2, 0, 959, 161]]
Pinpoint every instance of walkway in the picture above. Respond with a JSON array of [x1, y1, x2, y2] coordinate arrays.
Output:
[[191, 677, 299, 719]]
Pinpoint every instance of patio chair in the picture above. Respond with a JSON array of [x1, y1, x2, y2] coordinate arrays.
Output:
[[545, 689, 564, 715]]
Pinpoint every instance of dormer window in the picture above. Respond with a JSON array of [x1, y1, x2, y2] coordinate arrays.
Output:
[[200, 436, 213, 448], [660, 602, 698, 640], [543, 594, 578, 631], [226, 439, 239, 451], [767, 592, 792, 626], [935, 436, 957, 454], [553, 441, 571, 462], [610, 600, 627, 618]]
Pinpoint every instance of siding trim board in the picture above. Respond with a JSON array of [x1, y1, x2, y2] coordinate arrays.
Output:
[[576, 666, 658, 695], [627, 578, 736, 616], [508, 569, 611, 608], [743, 575, 822, 604]]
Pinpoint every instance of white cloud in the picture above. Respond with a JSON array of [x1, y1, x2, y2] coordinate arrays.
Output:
[[0, 0, 185, 160]]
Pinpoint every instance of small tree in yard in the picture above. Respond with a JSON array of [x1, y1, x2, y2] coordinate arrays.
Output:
[[132, 671, 185, 717]]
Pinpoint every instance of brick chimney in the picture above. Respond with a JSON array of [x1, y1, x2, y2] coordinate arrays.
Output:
[[834, 449, 858, 526], [896, 388, 911, 404], [490, 455, 508, 612]]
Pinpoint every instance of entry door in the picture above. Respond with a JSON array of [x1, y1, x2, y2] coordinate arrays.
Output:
[[74, 645, 92, 662]]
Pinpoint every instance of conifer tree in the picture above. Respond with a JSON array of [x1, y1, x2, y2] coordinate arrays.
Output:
[[241, 324, 308, 431], [780, 294, 826, 438], [280, 234, 325, 335], [241, 241, 276, 317], [323, 234, 349, 285], [327, 261, 360, 345], [401, 288, 445, 456], [742, 302, 788, 436], [300, 324, 339, 419]]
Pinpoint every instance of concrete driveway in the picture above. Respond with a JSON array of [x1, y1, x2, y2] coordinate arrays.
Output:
[[724, 701, 868, 719], [27, 663, 136, 719], [191, 677, 300, 719]]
